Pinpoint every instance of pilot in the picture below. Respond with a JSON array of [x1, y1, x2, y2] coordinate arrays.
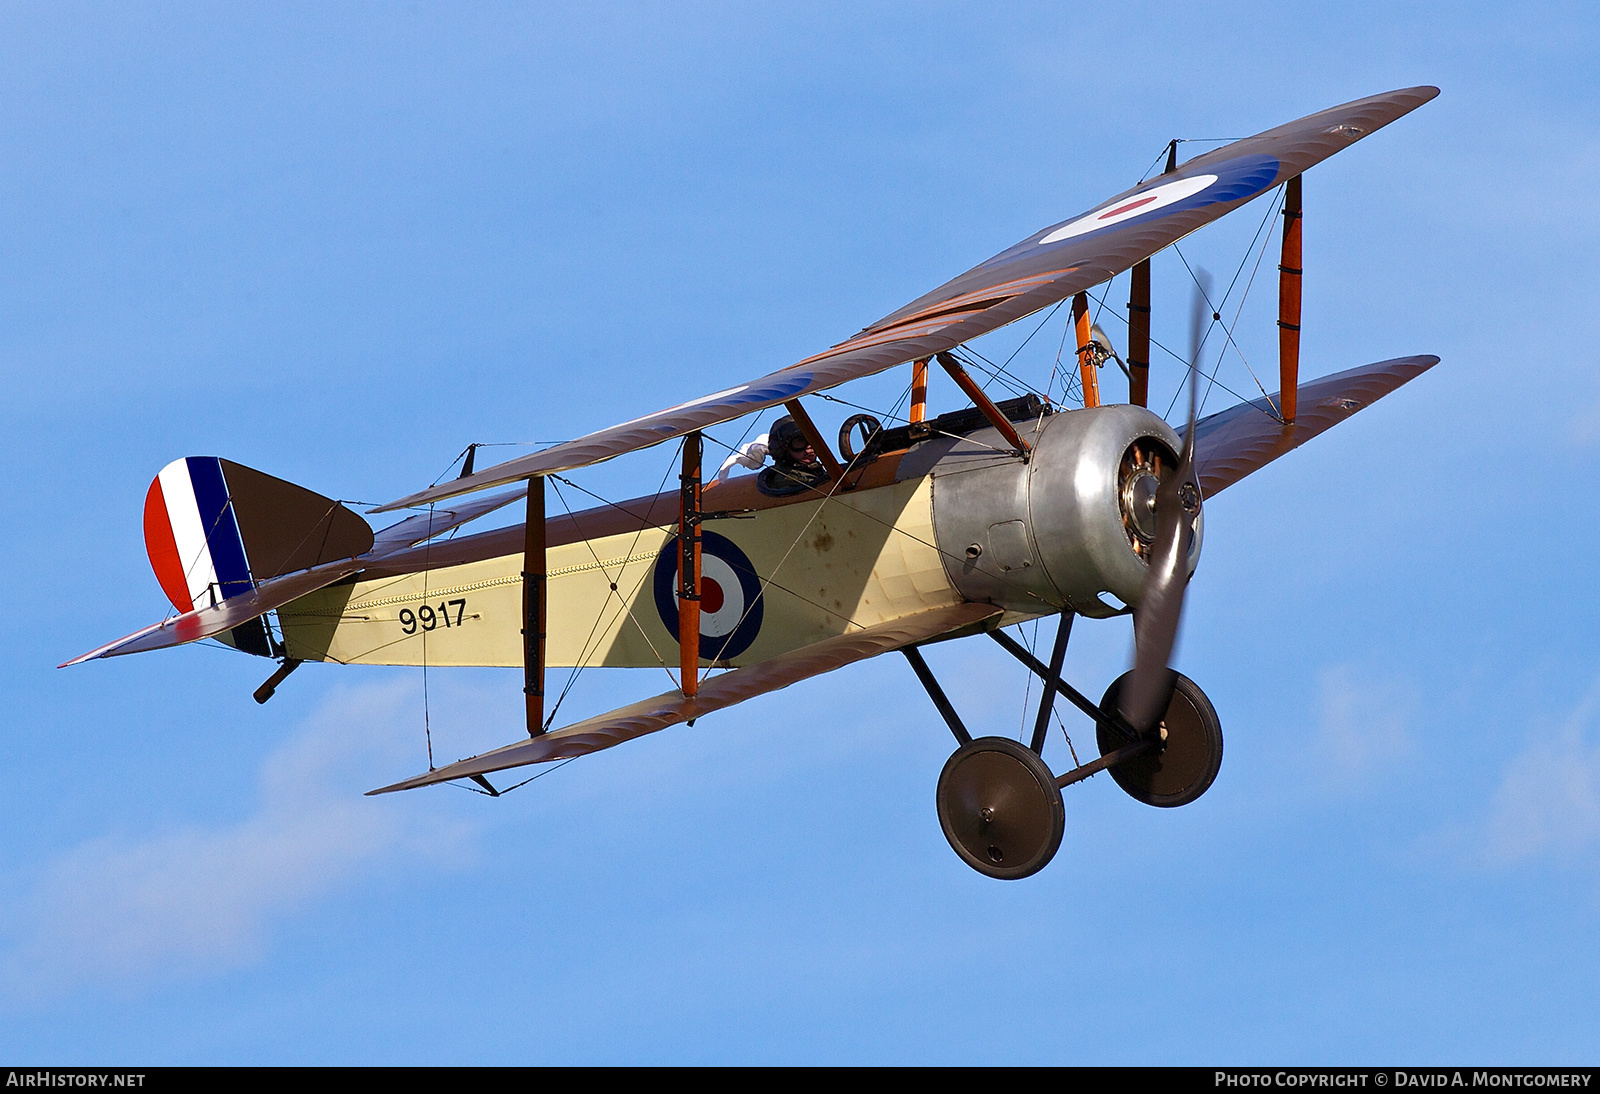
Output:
[[709, 432, 769, 489], [757, 416, 828, 497]]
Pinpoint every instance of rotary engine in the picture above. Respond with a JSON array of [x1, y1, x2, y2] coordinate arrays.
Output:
[[929, 404, 1202, 618]]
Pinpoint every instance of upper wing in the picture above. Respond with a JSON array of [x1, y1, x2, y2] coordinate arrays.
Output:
[[374, 86, 1438, 513], [367, 601, 1002, 794], [1188, 354, 1439, 498]]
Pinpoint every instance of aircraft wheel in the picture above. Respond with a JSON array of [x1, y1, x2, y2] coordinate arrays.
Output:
[[1096, 671, 1223, 808], [936, 736, 1065, 880]]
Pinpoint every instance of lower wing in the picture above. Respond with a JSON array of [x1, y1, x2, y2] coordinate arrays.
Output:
[[368, 601, 1002, 794], [1188, 354, 1438, 497]]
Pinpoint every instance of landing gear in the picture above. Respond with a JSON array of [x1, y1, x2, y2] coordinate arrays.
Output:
[[909, 616, 1224, 881], [1096, 671, 1223, 807], [936, 736, 1064, 880]]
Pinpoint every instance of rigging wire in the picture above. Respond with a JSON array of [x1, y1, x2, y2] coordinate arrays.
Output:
[[451, 755, 581, 796], [702, 406, 1061, 617], [429, 440, 571, 487], [548, 455, 682, 695], [542, 476, 658, 728], [1003, 298, 1067, 371], [1032, 281, 1114, 408], [417, 167, 1287, 788], [698, 375, 923, 682], [1017, 617, 1039, 743], [1091, 299, 1271, 425], [951, 346, 1034, 401], [1054, 700, 1082, 768], [1168, 184, 1286, 418], [1049, 302, 1074, 405], [1157, 185, 1282, 416], [1135, 136, 1246, 184], [1197, 219, 1282, 419]]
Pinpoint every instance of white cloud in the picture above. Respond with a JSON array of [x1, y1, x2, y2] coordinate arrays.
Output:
[[1571, 389, 1600, 448], [1482, 676, 1600, 866], [0, 679, 475, 1001], [1313, 664, 1416, 787]]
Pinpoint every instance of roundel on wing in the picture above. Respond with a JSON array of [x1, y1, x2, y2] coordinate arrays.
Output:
[[1036, 153, 1281, 247], [652, 529, 764, 662]]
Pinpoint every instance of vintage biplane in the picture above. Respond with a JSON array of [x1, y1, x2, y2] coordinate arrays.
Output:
[[67, 87, 1439, 879]]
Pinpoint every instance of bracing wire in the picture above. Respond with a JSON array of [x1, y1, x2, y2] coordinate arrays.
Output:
[[1168, 184, 1286, 418], [419, 161, 1292, 793]]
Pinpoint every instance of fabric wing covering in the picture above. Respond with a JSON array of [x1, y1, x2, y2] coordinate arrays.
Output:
[[1187, 355, 1439, 498], [376, 86, 1438, 514], [368, 602, 1002, 794]]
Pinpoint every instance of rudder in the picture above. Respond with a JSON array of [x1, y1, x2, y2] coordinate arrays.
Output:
[[143, 457, 373, 655]]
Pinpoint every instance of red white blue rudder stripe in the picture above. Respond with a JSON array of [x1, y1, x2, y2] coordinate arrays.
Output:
[[144, 457, 255, 613]]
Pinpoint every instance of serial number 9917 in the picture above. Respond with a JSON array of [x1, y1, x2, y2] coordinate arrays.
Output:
[[400, 599, 467, 635]]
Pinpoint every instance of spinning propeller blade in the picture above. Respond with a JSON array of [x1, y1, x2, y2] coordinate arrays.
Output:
[[1117, 274, 1208, 734]]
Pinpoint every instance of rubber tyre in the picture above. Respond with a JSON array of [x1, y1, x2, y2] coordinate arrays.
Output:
[[936, 736, 1065, 880], [1096, 671, 1223, 808]]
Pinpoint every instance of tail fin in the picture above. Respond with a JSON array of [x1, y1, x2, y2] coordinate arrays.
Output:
[[143, 458, 372, 655]]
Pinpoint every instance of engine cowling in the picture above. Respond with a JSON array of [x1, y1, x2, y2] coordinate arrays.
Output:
[[929, 404, 1201, 618]]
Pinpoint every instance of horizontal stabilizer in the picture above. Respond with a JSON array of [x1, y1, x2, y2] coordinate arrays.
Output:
[[368, 601, 1002, 794], [61, 557, 364, 666], [1188, 354, 1438, 498]]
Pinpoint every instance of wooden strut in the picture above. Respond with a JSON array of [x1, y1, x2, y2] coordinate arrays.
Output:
[[1072, 292, 1100, 409], [678, 431, 702, 698], [1278, 173, 1302, 423], [909, 357, 930, 424], [522, 476, 547, 737], [933, 352, 1031, 457], [1128, 258, 1151, 407], [781, 398, 844, 482]]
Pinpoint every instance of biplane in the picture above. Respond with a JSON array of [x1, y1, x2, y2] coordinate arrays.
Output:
[[67, 86, 1440, 879]]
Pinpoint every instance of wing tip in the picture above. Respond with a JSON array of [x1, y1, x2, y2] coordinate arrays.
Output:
[[366, 770, 455, 795], [1395, 352, 1441, 375]]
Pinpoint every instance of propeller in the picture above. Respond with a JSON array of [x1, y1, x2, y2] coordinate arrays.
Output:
[[1116, 273, 1209, 736]]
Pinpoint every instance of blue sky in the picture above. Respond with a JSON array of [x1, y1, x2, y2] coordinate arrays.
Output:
[[3, 1, 1598, 1064]]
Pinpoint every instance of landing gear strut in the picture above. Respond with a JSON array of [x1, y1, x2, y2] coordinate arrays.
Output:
[[908, 613, 1224, 880]]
